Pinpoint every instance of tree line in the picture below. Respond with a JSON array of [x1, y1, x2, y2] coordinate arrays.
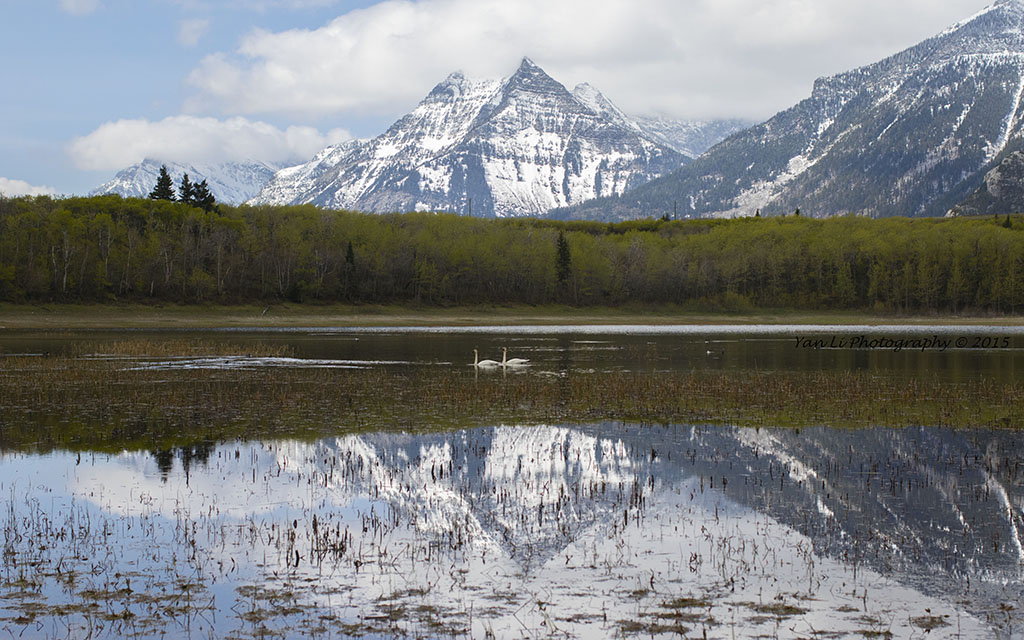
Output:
[[0, 194, 1022, 313]]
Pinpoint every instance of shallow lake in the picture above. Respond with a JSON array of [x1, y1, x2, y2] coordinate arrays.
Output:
[[1, 325, 1023, 639], [5, 323, 1024, 380]]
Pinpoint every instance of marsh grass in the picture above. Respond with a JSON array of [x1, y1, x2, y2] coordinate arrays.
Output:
[[1, 343, 1023, 452], [910, 614, 951, 631], [70, 338, 295, 359], [744, 601, 810, 617]]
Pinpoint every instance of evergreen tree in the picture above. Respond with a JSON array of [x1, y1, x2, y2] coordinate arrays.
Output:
[[345, 240, 355, 267], [149, 165, 176, 201], [179, 174, 196, 206], [1004, 214, 1013, 229], [192, 179, 217, 212], [556, 231, 572, 285]]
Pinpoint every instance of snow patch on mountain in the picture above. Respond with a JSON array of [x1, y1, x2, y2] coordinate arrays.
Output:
[[571, 83, 643, 133], [254, 140, 363, 206], [632, 115, 754, 158]]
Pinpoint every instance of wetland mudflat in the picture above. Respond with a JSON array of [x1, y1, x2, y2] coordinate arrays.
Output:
[[1, 326, 1023, 639]]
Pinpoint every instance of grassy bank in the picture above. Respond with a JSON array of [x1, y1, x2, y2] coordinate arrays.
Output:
[[2, 302, 1023, 329]]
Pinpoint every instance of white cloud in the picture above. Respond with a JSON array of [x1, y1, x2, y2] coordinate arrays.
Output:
[[184, 0, 989, 121], [67, 116, 351, 170], [59, 0, 102, 15], [0, 178, 57, 197], [178, 19, 211, 47], [169, 0, 341, 9]]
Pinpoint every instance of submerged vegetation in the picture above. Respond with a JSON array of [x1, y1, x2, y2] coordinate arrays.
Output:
[[1, 341, 1022, 453], [1, 194, 1023, 313]]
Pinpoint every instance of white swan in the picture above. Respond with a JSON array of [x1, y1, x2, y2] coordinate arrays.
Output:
[[502, 347, 530, 367], [473, 348, 501, 368]]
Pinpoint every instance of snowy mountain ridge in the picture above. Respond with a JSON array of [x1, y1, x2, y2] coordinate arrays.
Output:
[[250, 58, 692, 217], [563, 0, 1024, 220], [91, 158, 280, 205]]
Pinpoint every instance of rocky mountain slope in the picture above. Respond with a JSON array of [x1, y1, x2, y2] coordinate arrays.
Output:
[[950, 148, 1024, 215], [251, 58, 688, 217], [92, 158, 279, 205], [562, 0, 1024, 221]]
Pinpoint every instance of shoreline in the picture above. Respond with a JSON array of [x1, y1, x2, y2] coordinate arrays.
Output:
[[1, 302, 1022, 329]]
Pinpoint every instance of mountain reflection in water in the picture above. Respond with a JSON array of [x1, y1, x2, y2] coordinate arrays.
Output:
[[1, 423, 1021, 639]]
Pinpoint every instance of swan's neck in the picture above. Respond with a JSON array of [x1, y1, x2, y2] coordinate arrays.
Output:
[[501, 348, 507, 365]]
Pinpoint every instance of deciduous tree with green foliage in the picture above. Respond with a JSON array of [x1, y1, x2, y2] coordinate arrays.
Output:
[[1, 194, 1022, 313]]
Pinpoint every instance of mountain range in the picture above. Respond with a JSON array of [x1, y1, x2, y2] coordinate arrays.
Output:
[[91, 1, 1024, 220], [563, 0, 1024, 220], [92, 61, 747, 216]]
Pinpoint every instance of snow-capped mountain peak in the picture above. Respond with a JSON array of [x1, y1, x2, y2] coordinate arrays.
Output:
[[503, 56, 569, 94], [250, 59, 687, 217]]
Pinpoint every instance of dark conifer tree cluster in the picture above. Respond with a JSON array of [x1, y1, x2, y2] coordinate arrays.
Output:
[[179, 173, 217, 212], [148, 165, 216, 212], [148, 165, 176, 201]]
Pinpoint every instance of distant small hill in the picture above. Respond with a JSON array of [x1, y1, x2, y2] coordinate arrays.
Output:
[[92, 158, 280, 205]]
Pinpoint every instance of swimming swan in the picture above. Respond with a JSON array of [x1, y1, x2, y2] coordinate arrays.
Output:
[[502, 347, 530, 367], [473, 348, 501, 368]]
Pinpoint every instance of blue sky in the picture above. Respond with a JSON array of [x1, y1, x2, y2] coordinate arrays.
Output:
[[0, 0, 994, 196]]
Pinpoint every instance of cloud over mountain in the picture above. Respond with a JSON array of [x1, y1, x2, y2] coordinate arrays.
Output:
[[68, 116, 350, 171], [0, 177, 57, 197], [59, 0, 101, 16], [184, 0, 987, 122]]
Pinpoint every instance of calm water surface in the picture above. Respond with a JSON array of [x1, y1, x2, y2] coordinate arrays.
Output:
[[2, 424, 1022, 639], [4, 323, 1024, 381], [1, 325, 1023, 639]]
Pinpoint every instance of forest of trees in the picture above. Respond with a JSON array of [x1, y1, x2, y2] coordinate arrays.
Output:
[[0, 193, 1022, 313]]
